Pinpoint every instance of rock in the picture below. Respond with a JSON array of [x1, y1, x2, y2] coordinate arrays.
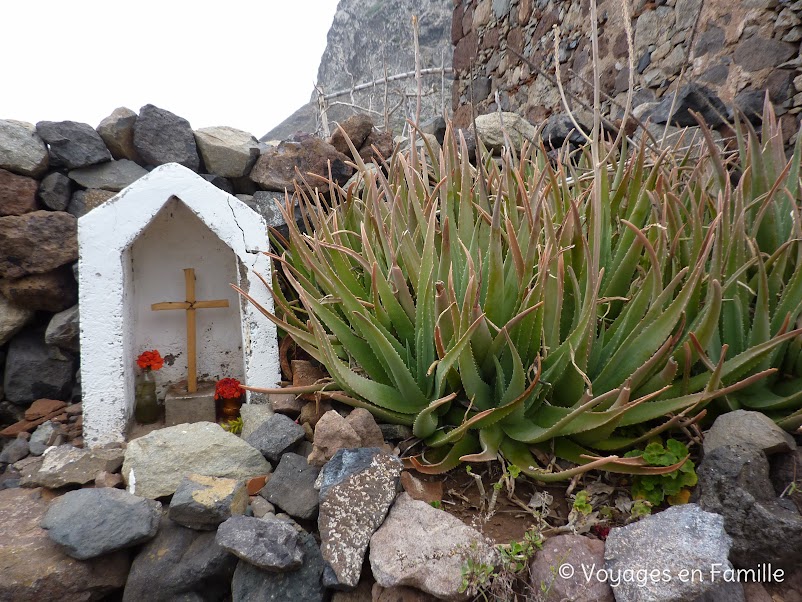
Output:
[[28, 421, 60, 456], [331, 580, 374, 601], [38, 172, 72, 211], [239, 402, 274, 440], [649, 83, 728, 128], [421, 116, 448, 146], [345, 408, 385, 448], [250, 496, 275, 519], [292, 359, 326, 387], [200, 173, 234, 194], [242, 190, 306, 241], [300, 399, 333, 429], [0, 266, 78, 312], [400, 472, 443, 504], [194, 126, 260, 178], [0, 436, 29, 465], [14, 455, 43, 486], [358, 129, 395, 164], [95, 471, 123, 488], [44, 304, 80, 352], [474, 112, 536, 153], [0, 120, 48, 178], [529, 534, 614, 602], [695, 444, 802, 569], [370, 493, 495, 600], [0, 295, 34, 346], [372, 584, 438, 601], [379, 424, 414, 441], [308, 410, 361, 467], [270, 392, 305, 417], [216, 515, 304, 571], [97, 107, 142, 162], [24, 398, 67, 421], [703, 410, 795, 456], [67, 188, 116, 217], [36, 121, 112, 169], [3, 329, 75, 404], [249, 138, 354, 192], [0, 210, 77, 279], [245, 412, 307, 463], [133, 104, 200, 171], [733, 36, 796, 72], [318, 448, 403, 588], [541, 113, 590, 150], [0, 487, 129, 601], [246, 475, 268, 495], [330, 114, 375, 155], [169, 473, 248, 530], [31, 444, 124, 488], [0, 168, 38, 216], [604, 504, 738, 602], [41, 487, 161, 559], [736, 89, 767, 124], [122, 515, 237, 602], [260, 452, 320, 520], [231, 531, 325, 602], [68, 158, 147, 191]]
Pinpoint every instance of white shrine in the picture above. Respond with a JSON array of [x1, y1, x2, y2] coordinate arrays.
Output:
[[78, 163, 280, 447]]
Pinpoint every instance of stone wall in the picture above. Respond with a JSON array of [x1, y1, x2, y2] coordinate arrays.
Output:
[[0, 107, 390, 439], [451, 0, 802, 141]]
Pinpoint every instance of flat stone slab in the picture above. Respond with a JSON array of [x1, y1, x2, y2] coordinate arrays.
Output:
[[164, 382, 216, 427]]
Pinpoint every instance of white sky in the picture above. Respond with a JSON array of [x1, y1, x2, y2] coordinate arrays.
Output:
[[2, 1, 340, 138]]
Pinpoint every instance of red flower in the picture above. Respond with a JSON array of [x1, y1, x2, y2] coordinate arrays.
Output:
[[215, 377, 243, 400], [591, 524, 611, 541], [137, 350, 164, 372]]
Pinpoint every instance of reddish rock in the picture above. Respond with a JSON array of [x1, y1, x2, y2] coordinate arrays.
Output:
[[359, 129, 395, 164], [0, 211, 77, 279], [95, 471, 124, 488], [0, 169, 38, 216], [292, 360, 326, 387], [0, 487, 129, 601], [249, 138, 353, 192], [0, 406, 70, 438], [246, 475, 268, 495], [96, 107, 142, 163], [0, 266, 78, 312], [65, 403, 82, 415], [329, 114, 375, 156], [299, 400, 333, 429], [25, 399, 68, 421], [452, 4, 465, 44], [529, 534, 614, 602], [453, 31, 478, 72], [400, 471, 443, 504], [308, 410, 361, 467], [345, 408, 385, 448]]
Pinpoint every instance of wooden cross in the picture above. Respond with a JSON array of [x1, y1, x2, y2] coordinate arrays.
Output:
[[151, 268, 230, 393]]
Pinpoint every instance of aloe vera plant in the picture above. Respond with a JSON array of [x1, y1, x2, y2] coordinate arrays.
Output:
[[238, 101, 802, 481]]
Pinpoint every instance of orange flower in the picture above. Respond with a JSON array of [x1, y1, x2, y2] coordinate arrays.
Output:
[[137, 350, 164, 372], [215, 377, 243, 400]]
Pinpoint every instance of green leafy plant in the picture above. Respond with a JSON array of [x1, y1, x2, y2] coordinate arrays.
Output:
[[221, 416, 243, 435], [572, 490, 594, 515], [625, 439, 697, 505], [239, 96, 802, 481]]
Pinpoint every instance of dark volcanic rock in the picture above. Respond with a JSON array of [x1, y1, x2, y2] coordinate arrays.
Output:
[[330, 114, 375, 155], [231, 531, 325, 602], [0, 266, 78, 313], [41, 488, 161, 560], [38, 172, 72, 211], [650, 83, 728, 128], [36, 120, 112, 169], [216, 515, 304, 571], [245, 412, 307, 463], [3, 328, 75, 404], [259, 452, 320, 520], [123, 515, 237, 602], [68, 159, 147, 192], [0, 210, 77, 279], [249, 138, 353, 191], [133, 104, 200, 171], [168, 473, 248, 530]]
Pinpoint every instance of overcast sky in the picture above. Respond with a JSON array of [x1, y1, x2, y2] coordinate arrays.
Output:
[[2, 1, 339, 138]]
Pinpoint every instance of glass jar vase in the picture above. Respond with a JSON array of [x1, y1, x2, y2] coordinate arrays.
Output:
[[134, 369, 159, 423], [216, 395, 243, 422]]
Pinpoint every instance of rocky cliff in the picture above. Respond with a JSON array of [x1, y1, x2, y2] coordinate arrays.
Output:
[[262, 0, 452, 140]]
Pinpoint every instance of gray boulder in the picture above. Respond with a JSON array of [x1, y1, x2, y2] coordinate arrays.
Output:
[[474, 112, 536, 153], [0, 437, 29, 465], [318, 448, 402, 589], [649, 83, 728, 128], [216, 515, 304, 571], [97, 107, 142, 162], [0, 120, 49, 177], [169, 473, 248, 530], [3, 328, 75, 404], [38, 172, 72, 211], [123, 515, 237, 602], [68, 158, 147, 192], [370, 493, 495, 600], [260, 452, 320, 520], [36, 120, 112, 169], [695, 444, 802, 569], [66, 188, 115, 218], [605, 504, 740, 602], [31, 444, 125, 488], [703, 410, 796, 456], [231, 531, 325, 602], [0, 487, 129, 601], [0, 295, 34, 346], [28, 421, 61, 456], [239, 402, 273, 440], [41, 488, 161, 559], [246, 413, 306, 463], [122, 422, 271, 499], [200, 174, 234, 194], [133, 104, 200, 171], [44, 304, 79, 352], [194, 126, 260, 178]]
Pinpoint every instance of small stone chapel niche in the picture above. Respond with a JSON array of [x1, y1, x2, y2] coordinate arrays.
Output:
[[79, 163, 279, 448]]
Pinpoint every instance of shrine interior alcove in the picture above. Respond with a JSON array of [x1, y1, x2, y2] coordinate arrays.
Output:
[[78, 163, 279, 448], [127, 197, 245, 398]]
